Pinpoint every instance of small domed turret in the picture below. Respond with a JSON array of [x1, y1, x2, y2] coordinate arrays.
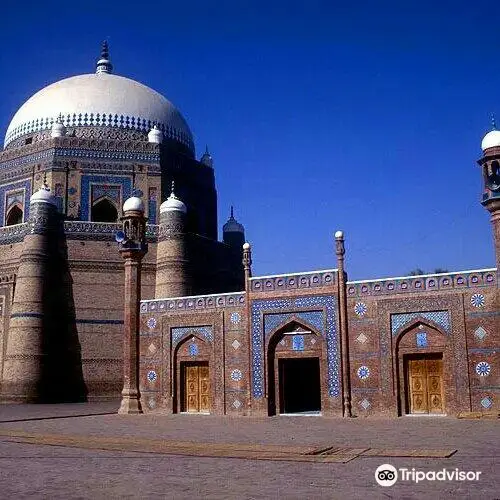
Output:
[[50, 115, 66, 138], [200, 146, 213, 167], [148, 125, 163, 144], [160, 182, 187, 214], [30, 183, 57, 206], [223, 206, 245, 248], [123, 196, 145, 213], [481, 115, 500, 151]]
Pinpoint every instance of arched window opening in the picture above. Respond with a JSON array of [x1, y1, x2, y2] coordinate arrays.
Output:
[[91, 198, 118, 222], [6, 205, 23, 226]]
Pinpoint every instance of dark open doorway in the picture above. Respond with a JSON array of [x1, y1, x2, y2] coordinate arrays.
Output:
[[278, 357, 321, 414]]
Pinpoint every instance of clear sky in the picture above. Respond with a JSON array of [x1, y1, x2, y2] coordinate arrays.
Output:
[[0, 1, 498, 279]]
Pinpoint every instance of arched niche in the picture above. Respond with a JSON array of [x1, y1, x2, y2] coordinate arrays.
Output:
[[173, 334, 213, 414], [91, 197, 118, 222], [394, 320, 449, 416], [266, 319, 325, 416], [5, 204, 23, 226]]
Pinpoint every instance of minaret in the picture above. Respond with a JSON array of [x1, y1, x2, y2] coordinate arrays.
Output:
[[118, 195, 148, 414], [478, 116, 500, 269], [1, 184, 86, 402], [223, 206, 245, 249], [96, 40, 113, 74], [155, 182, 191, 298], [200, 145, 214, 168]]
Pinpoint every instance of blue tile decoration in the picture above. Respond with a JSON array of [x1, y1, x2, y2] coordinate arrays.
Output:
[[264, 310, 323, 336], [91, 184, 121, 204], [475, 361, 491, 377], [6, 189, 24, 212], [171, 326, 213, 346], [357, 366, 370, 380], [0, 149, 54, 172], [147, 370, 157, 382], [471, 294, 485, 308], [474, 327, 487, 341], [147, 317, 157, 329], [481, 396, 493, 409], [416, 331, 428, 348], [230, 369, 243, 381], [354, 302, 367, 316], [80, 175, 132, 221], [359, 398, 371, 410], [292, 335, 305, 351], [391, 311, 451, 335], [251, 295, 339, 398], [0, 223, 29, 243], [230, 312, 241, 324], [55, 147, 160, 164], [5, 113, 194, 151], [0, 179, 31, 226], [148, 187, 157, 225], [189, 343, 199, 356]]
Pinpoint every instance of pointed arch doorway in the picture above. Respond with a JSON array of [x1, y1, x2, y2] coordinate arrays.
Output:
[[173, 334, 213, 414], [395, 320, 448, 416], [267, 321, 324, 416]]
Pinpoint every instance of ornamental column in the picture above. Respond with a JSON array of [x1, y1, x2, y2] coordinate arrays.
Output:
[[118, 196, 148, 414], [335, 230, 352, 417]]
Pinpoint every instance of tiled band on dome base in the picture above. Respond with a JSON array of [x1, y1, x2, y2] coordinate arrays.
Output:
[[5, 113, 194, 151]]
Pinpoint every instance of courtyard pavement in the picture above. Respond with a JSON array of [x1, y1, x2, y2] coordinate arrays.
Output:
[[0, 403, 498, 499]]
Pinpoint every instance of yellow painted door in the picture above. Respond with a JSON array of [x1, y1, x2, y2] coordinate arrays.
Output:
[[185, 364, 199, 413], [426, 358, 444, 414], [184, 363, 210, 413], [408, 356, 444, 414], [409, 358, 428, 413], [199, 365, 210, 412]]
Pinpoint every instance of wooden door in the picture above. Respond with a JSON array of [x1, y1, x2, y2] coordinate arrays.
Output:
[[407, 355, 444, 414], [183, 363, 210, 413]]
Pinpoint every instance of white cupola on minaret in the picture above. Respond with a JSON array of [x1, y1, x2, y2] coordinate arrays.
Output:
[[481, 114, 500, 151]]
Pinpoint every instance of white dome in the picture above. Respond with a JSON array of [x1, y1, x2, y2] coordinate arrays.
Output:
[[481, 130, 500, 151], [5, 72, 193, 151], [30, 186, 57, 206], [123, 196, 144, 213], [160, 193, 187, 214]]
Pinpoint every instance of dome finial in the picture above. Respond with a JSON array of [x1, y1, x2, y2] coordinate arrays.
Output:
[[200, 145, 214, 167], [171, 180, 176, 197], [96, 40, 113, 74], [230, 205, 234, 219], [491, 113, 497, 130]]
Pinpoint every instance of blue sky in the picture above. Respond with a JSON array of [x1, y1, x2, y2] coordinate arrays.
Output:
[[0, 1, 498, 279]]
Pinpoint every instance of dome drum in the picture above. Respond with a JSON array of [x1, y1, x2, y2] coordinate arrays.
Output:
[[5, 111, 193, 151]]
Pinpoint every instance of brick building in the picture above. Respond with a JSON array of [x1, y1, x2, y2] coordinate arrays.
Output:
[[0, 44, 498, 417]]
